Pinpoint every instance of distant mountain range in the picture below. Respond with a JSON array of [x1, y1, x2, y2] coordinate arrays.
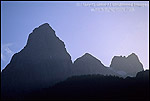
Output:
[[1, 23, 148, 100]]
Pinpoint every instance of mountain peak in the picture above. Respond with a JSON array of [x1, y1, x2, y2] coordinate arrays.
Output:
[[41, 23, 49, 26], [74, 53, 101, 64], [83, 53, 92, 57], [33, 23, 54, 33], [37, 23, 53, 30], [2, 23, 72, 94], [110, 53, 143, 76], [130, 53, 136, 56], [127, 53, 138, 59], [26, 23, 56, 47], [81, 53, 100, 62]]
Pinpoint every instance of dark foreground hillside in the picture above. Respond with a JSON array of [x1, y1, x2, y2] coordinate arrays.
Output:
[[2, 70, 148, 100]]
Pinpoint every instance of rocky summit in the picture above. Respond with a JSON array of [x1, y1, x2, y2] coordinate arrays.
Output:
[[110, 53, 144, 77], [1, 23, 72, 95]]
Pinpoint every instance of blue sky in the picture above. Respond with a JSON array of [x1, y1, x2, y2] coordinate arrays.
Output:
[[1, 1, 149, 71]]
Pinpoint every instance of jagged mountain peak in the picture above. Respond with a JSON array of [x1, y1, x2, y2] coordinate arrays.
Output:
[[127, 53, 138, 59], [110, 53, 144, 76], [26, 23, 57, 46], [33, 23, 54, 32], [1, 23, 72, 94]]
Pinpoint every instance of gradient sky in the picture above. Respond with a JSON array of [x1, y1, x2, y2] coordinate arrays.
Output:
[[1, 1, 149, 71]]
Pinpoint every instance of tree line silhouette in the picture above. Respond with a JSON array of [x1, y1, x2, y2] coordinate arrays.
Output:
[[2, 70, 148, 100]]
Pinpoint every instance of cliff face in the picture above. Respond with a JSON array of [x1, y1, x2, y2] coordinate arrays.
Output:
[[110, 53, 144, 77]]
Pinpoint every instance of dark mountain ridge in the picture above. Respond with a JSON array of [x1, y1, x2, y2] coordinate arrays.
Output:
[[1, 23, 148, 100]]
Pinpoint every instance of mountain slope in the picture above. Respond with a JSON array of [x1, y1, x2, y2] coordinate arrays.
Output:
[[1, 23, 72, 96]]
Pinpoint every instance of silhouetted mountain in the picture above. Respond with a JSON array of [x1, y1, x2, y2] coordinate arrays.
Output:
[[73, 53, 120, 76], [110, 53, 144, 77], [1, 23, 148, 100], [1, 23, 72, 97], [21, 70, 149, 100]]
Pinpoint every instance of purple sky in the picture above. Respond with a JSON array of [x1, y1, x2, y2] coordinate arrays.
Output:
[[1, 1, 149, 71]]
